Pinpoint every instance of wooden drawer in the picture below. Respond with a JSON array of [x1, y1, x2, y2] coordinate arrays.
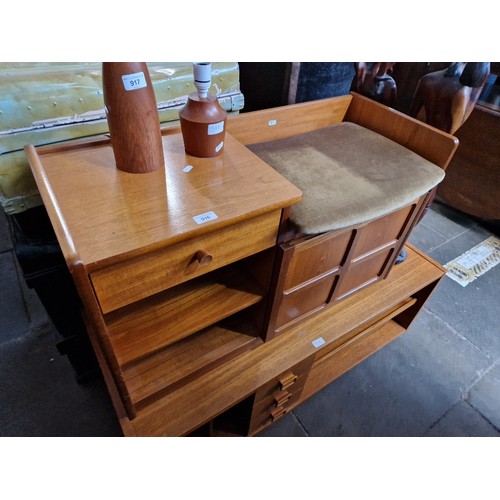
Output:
[[253, 357, 313, 402], [91, 210, 281, 313], [249, 388, 306, 432], [248, 357, 313, 434]]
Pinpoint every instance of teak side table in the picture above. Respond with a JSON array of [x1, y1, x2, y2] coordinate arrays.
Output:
[[26, 96, 449, 436]]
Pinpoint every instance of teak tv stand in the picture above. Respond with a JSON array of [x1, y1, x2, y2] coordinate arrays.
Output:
[[26, 93, 457, 436]]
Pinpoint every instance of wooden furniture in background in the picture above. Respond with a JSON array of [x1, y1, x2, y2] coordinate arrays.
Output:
[[390, 62, 450, 114], [409, 62, 490, 135], [437, 102, 500, 223], [407, 62, 491, 217], [26, 94, 457, 436]]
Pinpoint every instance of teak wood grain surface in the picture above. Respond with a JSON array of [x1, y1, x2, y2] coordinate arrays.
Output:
[[26, 132, 302, 271], [24, 92, 455, 437], [128, 244, 444, 436]]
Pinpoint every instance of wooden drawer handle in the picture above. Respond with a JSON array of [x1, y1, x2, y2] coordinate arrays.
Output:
[[270, 406, 288, 422], [279, 371, 298, 390], [194, 250, 213, 265], [274, 390, 292, 407], [186, 250, 213, 272]]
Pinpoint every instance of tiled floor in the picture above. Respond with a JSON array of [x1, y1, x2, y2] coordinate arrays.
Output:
[[1, 201, 499, 437]]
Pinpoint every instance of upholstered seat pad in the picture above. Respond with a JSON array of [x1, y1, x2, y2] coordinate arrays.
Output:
[[248, 122, 445, 234]]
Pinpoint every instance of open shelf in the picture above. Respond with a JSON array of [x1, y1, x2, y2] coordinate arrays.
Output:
[[105, 265, 266, 367], [124, 314, 262, 409], [300, 319, 406, 404]]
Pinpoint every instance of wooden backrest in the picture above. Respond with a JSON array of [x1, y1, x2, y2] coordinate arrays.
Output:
[[344, 93, 459, 170], [226, 92, 458, 171], [226, 95, 352, 145]]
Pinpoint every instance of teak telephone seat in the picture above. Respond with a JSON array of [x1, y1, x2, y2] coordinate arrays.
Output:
[[26, 93, 459, 436], [229, 93, 458, 340]]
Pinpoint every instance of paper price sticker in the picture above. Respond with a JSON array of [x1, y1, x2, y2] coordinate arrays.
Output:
[[312, 337, 325, 348], [208, 121, 224, 135], [193, 211, 218, 225], [122, 72, 147, 91]]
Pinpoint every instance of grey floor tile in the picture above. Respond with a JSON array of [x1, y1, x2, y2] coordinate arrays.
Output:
[[428, 222, 495, 266], [467, 362, 500, 431], [293, 309, 491, 436], [408, 222, 449, 254], [408, 202, 479, 254], [428, 270, 500, 358], [0, 327, 121, 436], [424, 227, 500, 358], [0, 252, 31, 343], [423, 202, 477, 240], [257, 412, 308, 437], [424, 400, 500, 437]]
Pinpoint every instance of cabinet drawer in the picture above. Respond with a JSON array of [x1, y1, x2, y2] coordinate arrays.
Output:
[[91, 210, 281, 313], [248, 357, 313, 434], [249, 389, 305, 432], [253, 357, 313, 404]]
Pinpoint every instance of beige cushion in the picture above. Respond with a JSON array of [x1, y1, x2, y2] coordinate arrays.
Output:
[[249, 122, 445, 234]]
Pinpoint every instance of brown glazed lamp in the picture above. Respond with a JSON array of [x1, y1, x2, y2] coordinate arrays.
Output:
[[102, 62, 165, 173], [179, 63, 228, 158]]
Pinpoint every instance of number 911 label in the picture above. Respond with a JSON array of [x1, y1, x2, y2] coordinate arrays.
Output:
[[122, 72, 147, 91]]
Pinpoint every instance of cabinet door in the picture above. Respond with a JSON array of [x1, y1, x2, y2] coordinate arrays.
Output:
[[265, 201, 422, 338]]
